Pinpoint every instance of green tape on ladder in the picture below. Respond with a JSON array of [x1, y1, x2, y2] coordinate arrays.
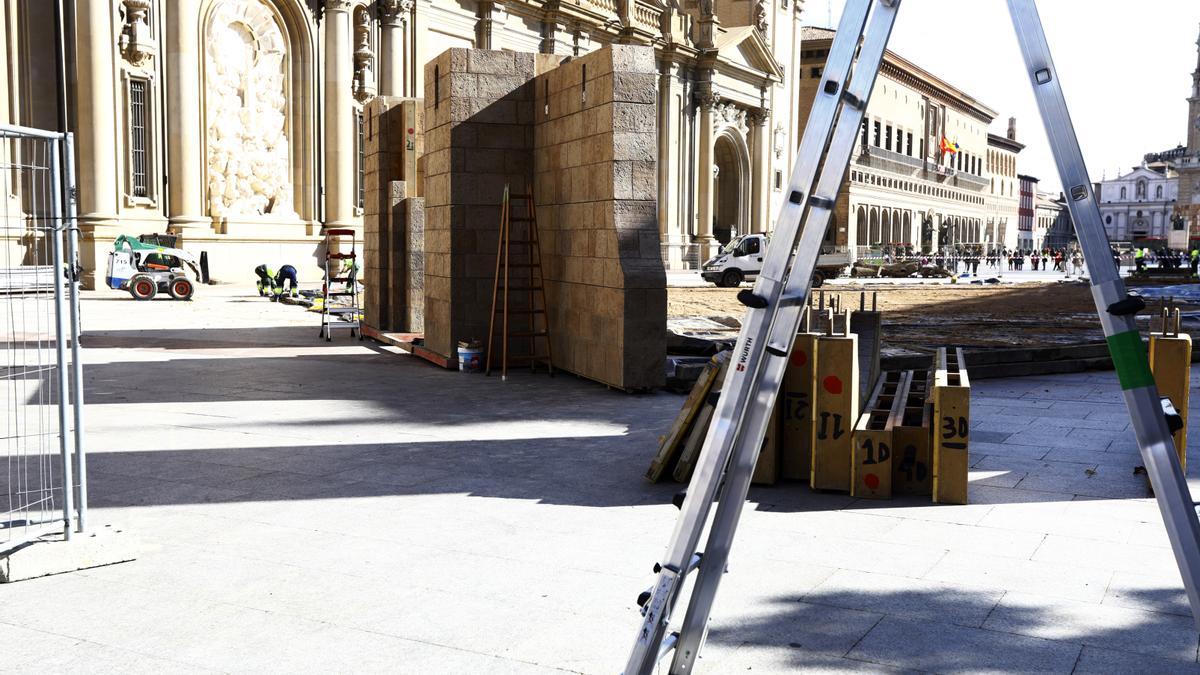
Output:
[[1107, 330, 1155, 391]]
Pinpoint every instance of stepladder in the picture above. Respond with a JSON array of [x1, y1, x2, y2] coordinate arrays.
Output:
[[486, 185, 555, 379], [319, 228, 363, 342], [625, 1, 1200, 672]]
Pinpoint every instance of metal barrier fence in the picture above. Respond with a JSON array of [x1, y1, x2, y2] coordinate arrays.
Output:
[[1, 123, 85, 553]]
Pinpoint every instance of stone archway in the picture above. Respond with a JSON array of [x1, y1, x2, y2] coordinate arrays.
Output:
[[201, 0, 314, 225], [713, 132, 749, 245]]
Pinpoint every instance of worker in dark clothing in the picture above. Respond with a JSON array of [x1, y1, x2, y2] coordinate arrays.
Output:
[[274, 264, 300, 300], [254, 264, 276, 297]]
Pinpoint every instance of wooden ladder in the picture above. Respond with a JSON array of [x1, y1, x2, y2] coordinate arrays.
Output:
[[486, 185, 555, 379]]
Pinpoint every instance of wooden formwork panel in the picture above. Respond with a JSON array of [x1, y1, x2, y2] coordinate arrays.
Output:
[[811, 334, 859, 492], [781, 332, 819, 481], [647, 351, 728, 483], [892, 369, 932, 496], [932, 348, 970, 505], [852, 371, 908, 499], [1150, 332, 1192, 471], [753, 403, 781, 485]]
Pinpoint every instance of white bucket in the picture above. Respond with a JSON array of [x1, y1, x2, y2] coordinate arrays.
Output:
[[458, 345, 483, 372]]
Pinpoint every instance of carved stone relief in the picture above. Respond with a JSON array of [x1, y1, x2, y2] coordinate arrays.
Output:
[[204, 0, 296, 219], [353, 7, 377, 103], [119, 0, 157, 66]]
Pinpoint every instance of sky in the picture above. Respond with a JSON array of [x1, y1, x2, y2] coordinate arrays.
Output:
[[813, 0, 1200, 193]]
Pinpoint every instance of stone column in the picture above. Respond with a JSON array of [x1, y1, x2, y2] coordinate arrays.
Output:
[[75, 0, 119, 226], [695, 91, 717, 261], [166, 0, 208, 233], [378, 0, 407, 97], [324, 0, 355, 229], [749, 108, 771, 233], [658, 63, 683, 267]]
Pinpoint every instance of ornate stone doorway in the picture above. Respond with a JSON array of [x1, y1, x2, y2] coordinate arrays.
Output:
[[713, 132, 748, 245]]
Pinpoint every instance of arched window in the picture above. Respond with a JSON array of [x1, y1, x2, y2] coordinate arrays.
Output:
[[1120, 186, 1127, 200], [1156, 185, 1163, 199], [1136, 179, 1147, 200]]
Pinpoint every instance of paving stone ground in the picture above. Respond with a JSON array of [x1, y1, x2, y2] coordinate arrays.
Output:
[[3, 285, 1200, 673]]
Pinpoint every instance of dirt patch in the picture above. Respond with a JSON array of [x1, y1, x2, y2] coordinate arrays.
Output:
[[668, 282, 1190, 355]]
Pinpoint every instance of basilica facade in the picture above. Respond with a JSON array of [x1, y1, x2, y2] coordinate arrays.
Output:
[[0, 0, 806, 284]]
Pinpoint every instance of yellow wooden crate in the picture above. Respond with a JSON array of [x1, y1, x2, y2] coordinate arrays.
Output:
[[811, 317, 859, 492], [932, 348, 970, 505], [851, 371, 908, 499], [892, 369, 933, 496], [1150, 329, 1191, 471], [781, 332, 819, 481]]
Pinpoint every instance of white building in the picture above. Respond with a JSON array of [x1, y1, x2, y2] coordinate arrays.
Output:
[[1096, 164, 1182, 248]]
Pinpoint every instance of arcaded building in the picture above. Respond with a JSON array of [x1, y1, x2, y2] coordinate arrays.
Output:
[[0, 0, 809, 284], [797, 26, 1021, 257]]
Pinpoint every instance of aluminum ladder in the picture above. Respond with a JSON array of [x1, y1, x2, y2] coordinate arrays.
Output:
[[319, 228, 363, 341], [625, 1, 1200, 672]]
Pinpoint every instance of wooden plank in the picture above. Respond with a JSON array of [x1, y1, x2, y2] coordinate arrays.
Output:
[[892, 369, 933, 496], [673, 403, 715, 482], [646, 351, 726, 483], [752, 402, 781, 485], [932, 348, 970, 505], [810, 331, 859, 492], [1150, 332, 1192, 471], [781, 332, 819, 481]]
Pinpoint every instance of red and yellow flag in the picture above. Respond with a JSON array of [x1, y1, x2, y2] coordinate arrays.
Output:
[[940, 137, 960, 155]]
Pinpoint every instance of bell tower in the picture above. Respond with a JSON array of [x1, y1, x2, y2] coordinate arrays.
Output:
[[1180, 23, 1200, 239], [1189, 23, 1200, 154]]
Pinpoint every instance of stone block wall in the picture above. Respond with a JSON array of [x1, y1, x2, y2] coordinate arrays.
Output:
[[532, 45, 666, 389], [422, 49, 541, 359], [363, 97, 424, 333], [420, 46, 665, 389]]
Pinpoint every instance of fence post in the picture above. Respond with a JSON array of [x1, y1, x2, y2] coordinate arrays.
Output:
[[63, 133, 86, 532], [48, 136, 74, 539]]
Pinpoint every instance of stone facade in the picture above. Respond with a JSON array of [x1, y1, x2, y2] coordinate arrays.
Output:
[[798, 27, 1017, 257], [1096, 165, 1181, 247], [419, 46, 665, 390], [1, 0, 805, 285]]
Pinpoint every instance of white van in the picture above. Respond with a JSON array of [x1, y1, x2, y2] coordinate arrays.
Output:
[[701, 233, 848, 288]]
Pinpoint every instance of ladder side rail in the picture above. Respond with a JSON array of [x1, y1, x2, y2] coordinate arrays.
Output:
[[530, 189, 555, 373], [668, 3, 902, 671], [622, 5, 876, 672], [1008, 0, 1200, 630], [487, 187, 508, 375]]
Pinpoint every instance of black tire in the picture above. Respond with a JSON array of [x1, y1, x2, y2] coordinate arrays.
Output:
[[167, 278, 194, 301], [129, 275, 157, 301], [720, 270, 743, 288], [811, 271, 825, 288]]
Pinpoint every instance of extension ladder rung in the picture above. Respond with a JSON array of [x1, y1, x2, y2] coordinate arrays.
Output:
[[509, 330, 548, 338], [511, 217, 535, 222], [324, 228, 355, 236], [503, 263, 539, 269], [498, 285, 542, 291], [499, 308, 546, 315], [509, 193, 533, 199], [327, 291, 356, 297], [327, 253, 356, 260]]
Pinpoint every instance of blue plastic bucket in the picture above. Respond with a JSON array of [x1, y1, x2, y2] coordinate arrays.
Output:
[[458, 345, 483, 372]]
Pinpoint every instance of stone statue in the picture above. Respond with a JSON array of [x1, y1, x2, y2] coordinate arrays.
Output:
[[204, 0, 297, 220]]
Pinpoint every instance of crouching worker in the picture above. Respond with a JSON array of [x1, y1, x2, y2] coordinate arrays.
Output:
[[254, 264, 276, 297], [273, 264, 300, 300]]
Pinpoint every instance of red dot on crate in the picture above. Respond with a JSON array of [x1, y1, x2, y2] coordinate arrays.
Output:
[[864, 473, 880, 490], [407, 128, 414, 134], [822, 375, 843, 395], [790, 349, 807, 367]]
